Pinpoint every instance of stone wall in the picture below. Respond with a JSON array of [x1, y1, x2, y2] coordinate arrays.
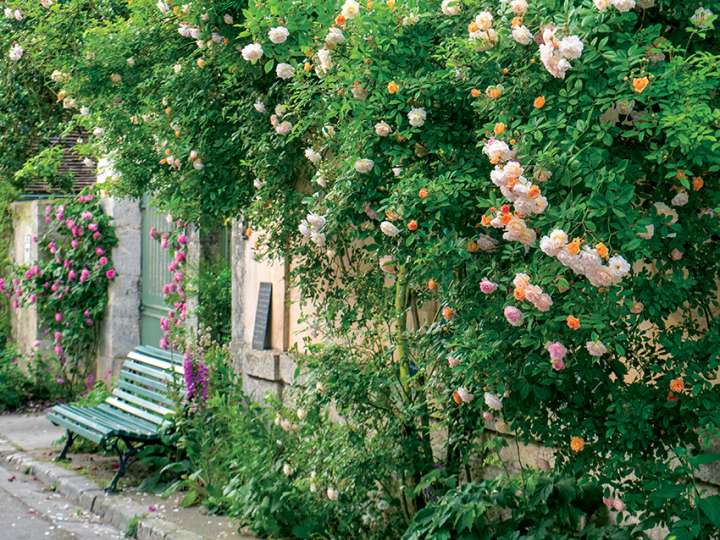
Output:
[[10, 200, 48, 357], [96, 197, 142, 380]]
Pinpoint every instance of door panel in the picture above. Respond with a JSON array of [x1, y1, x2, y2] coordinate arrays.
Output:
[[140, 201, 172, 348]]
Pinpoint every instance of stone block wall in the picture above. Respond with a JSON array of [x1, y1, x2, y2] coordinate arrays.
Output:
[[96, 197, 142, 380], [10, 200, 48, 357]]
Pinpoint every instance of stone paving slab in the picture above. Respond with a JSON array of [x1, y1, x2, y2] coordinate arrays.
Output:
[[0, 413, 257, 540]]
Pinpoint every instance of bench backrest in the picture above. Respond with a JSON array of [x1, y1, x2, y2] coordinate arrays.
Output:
[[107, 346, 184, 426]]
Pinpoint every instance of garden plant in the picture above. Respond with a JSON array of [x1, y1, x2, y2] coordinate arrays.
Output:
[[2, 0, 720, 538]]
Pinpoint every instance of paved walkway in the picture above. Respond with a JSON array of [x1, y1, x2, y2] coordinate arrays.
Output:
[[0, 461, 123, 539], [0, 413, 254, 540]]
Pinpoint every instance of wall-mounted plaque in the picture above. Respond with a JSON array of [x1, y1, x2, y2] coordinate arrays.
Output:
[[252, 282, 272, 350]]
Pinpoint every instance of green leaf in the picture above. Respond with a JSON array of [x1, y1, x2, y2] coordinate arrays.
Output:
[[699, 496, 720, 527]]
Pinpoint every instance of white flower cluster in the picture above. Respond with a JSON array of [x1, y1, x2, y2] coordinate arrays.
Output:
[[178, 23, 201, 40], [482, 139, 538, 246], [407, 107, 426, 128], [490, 160, 548, 216], [540, 229, 631, 287], [538, 27, 583, 79], [305, 148, 322, 164], [270, 104, 292, 136], [3, 7, 23, 20], [299, 213, 327, 247], [513, 273, 553, 312], [241, 42, 263, 63], [594, 0, 636, 12], [468, 11, 498, 49], [690, 7, 715, 29], [380, 221, 399, 237]]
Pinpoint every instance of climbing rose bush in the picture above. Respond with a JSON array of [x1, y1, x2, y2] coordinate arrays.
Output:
[[2, 0, 720, 536], [8, 191, 117, 389]]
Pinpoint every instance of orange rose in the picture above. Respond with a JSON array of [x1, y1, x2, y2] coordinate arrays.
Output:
[[386, 0, 395, 7], [669, 378, 684, 393], [471, 88, 481, 98], [467, 240, 479, 253], [418, 188, 428, 199], [468, 21, 479, 33], [486, 86, 503, 100], [303, 62, 312, 72], [567, 238, 581, 255], [335, 14, 346, 26], [595, 243, 609, 259], [442, 306, 455, 321], [387, 81, 399, 94], [533, 95, 545, 109], [196, 58, 206, 68], [427, 278, 438, 292], [527, 185, 541, 199], [452, 391, 463, 405], [407, 220, 418, 231], [481, 215, 492, 227], [632, 76, 649, 93], [511, 16, 523, 27], [513, 287, 526, 301], [566, 315, 581, 330], [494, 122, 506, 135], [692, 176, 704, 191], [570, 436, 585, 453]]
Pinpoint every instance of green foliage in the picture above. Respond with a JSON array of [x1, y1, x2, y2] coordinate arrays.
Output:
[[195, 256, 232, 345], [14, 146, 74, 192], [404, 471, 640, 540], [0, 345, 31, 411]]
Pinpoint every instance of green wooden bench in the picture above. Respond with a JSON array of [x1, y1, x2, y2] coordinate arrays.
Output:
[[47, 345, 183, 492]]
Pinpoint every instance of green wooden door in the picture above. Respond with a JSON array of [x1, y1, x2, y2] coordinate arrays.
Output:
[[140, 200, 172, 347]]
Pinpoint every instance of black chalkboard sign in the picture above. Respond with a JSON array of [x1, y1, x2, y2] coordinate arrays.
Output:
[[252, 282, 272, 350]]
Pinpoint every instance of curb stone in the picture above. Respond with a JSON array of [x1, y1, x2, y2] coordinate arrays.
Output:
[[0, 435, 203, 540]]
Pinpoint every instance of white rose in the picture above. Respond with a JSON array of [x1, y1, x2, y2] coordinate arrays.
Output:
[[511, 25, 533, 45], [282, 463, 293, 476], [611, 0, 636, 12], [80, 106, 90, 116], [13, 8, 23, 20], [593, 0, 610, 10], [8, 43, 23, 62], [374, 121, 391, 137], [254, 100, 266, 113], [380, 221, 400, 237], [510, 0, 528, 15], [608, 255, 631, 278], [325, 27, 345, 46], [354, 159, 374, 174], [193, 160, 204, 170], [326, 487, 339, 501], [241, 43, 263, 63], [268, 26, 289, 44], [392, 167, 402, 177], [317, 48, 332, 73], [276, 63, 295, 80], [484, 392, 503, 411], [92, 127, 104, 137], [671, 191, 688, 207], [253, 178, 264, 189], [475, 11, 493, 31], [559, 35, 584, 60], [402, 13, 419, 26], [586, 340, 608, 357], [456, 387, 474, 403], [40, 0, 54, 7], [223, 14, 234, 24], [441, 0, 461, 16], [407, 107, 427, 128], [341, 0, 360, 19], [304, 148, 322, 164], [275, 120, 292, 135], [173, 63, 182, 74]]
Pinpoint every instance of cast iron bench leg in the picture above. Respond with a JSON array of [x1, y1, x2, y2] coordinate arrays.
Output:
[[106, 439, 137, 493], [56, 431, 75, 461]]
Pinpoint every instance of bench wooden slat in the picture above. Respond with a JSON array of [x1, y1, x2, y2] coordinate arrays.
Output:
[[135, 345, 184, 365], [96, 403, 166, 431], [123, 359, 176, 382], [47, 410, 106, 444], [68, 405, 157, 437], [119, 369, 168, 393], [112, 388, 174, 416], [49, 405, 115, 435], [117, 379, 174, 407], [105, 396, 165, 425], [127, 351, 184, 375]]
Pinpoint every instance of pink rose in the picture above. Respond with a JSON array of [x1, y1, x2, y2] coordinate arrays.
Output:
[[99, 256, 108, 266], [177, 233, 188, 245], [68, 270, 77, 281], [96, 247, 105, 256], [106, 268, 117, 280], [54, 312, 63, 322], [503, 305, 524, 326], [92, 232, 101, 240], [80, 268, 90, 282], [546, 341, 567, 362], [71, 240, 79, 249], [480, 278, 497, 294], [447, 356, 460, 367], [551, 358, 565, 371]]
